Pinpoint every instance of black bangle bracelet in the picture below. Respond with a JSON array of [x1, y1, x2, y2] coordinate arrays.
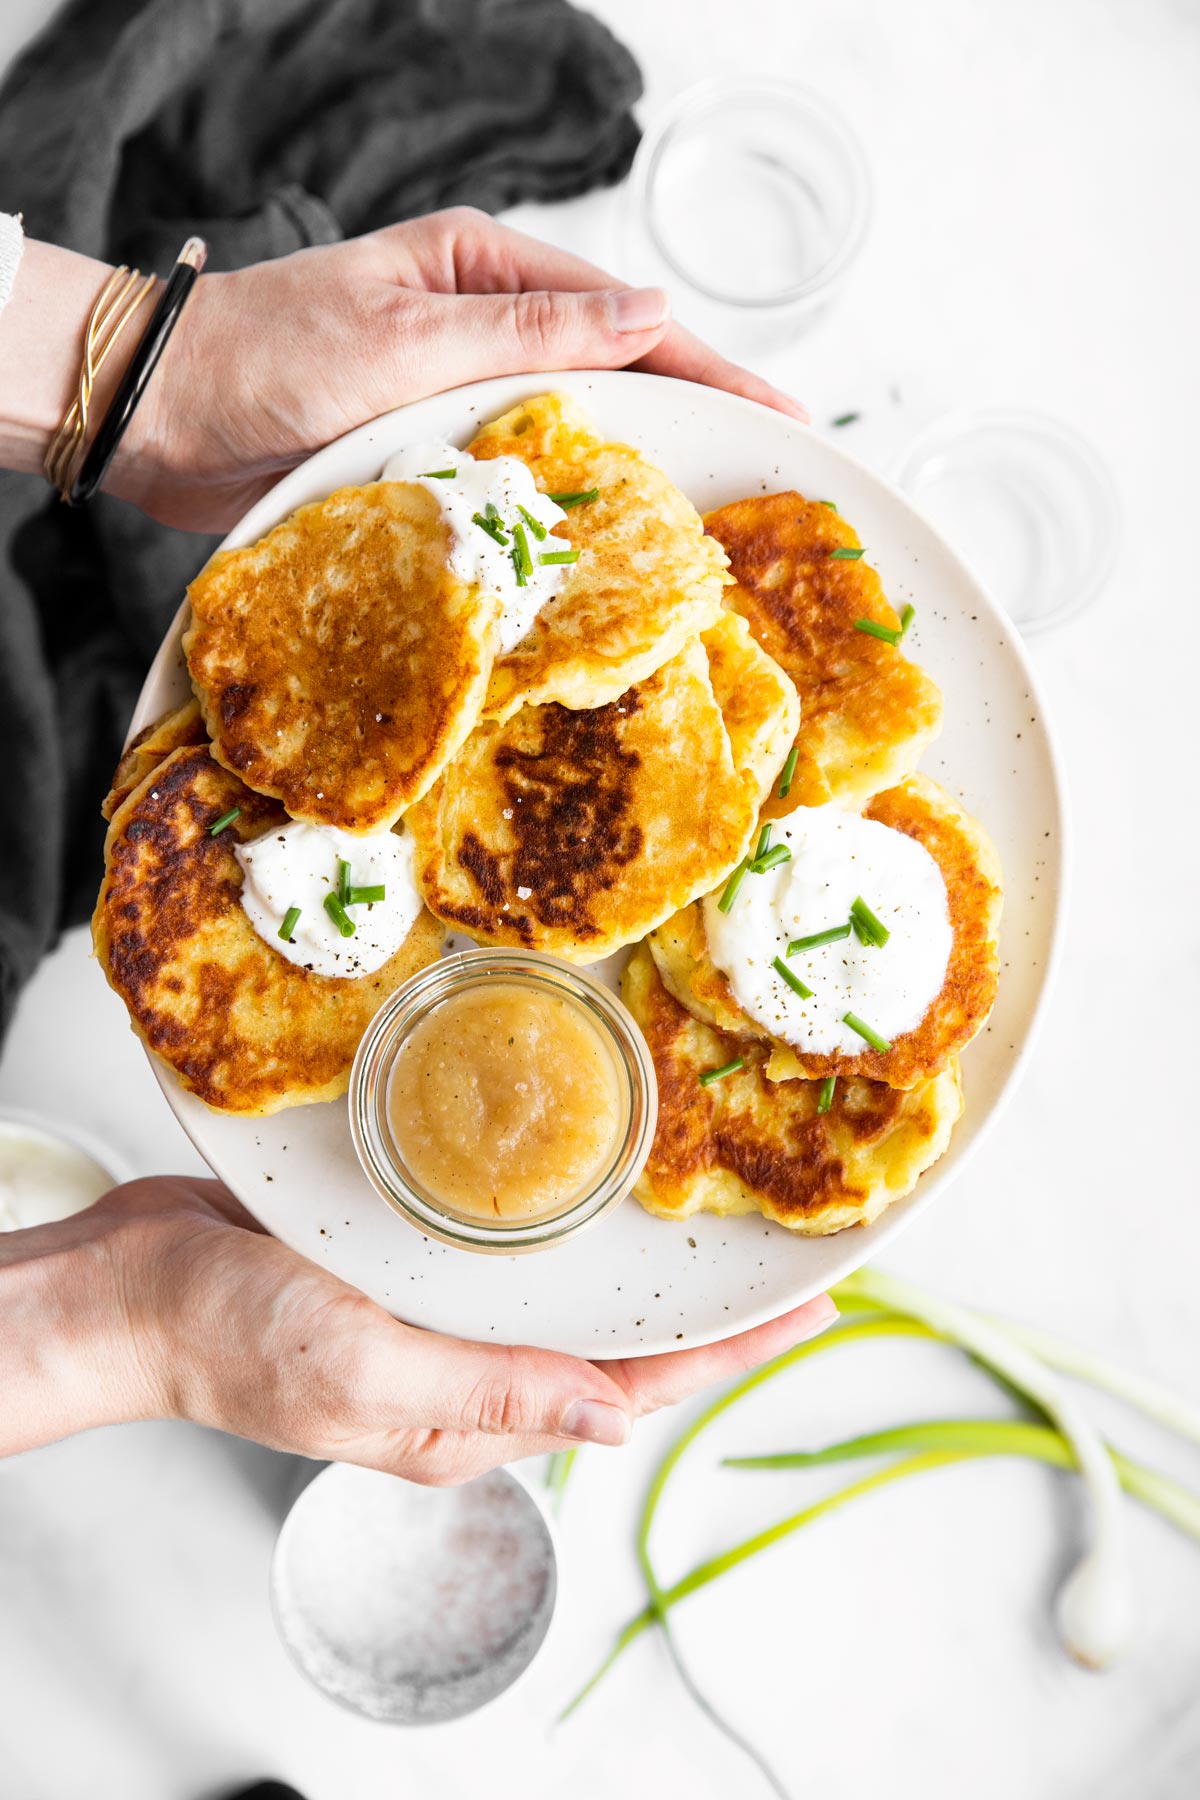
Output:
[[69, 235, 207, 506]]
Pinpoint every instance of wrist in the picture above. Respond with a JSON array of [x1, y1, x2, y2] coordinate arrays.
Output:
[[0, 1205, 172, 1455]]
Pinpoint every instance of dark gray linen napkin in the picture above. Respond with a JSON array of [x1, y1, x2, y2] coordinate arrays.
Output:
[[0, 0, 641, 1035]]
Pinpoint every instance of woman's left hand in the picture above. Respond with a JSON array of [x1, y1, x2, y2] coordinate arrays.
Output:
[[111, 207, 806, 533]]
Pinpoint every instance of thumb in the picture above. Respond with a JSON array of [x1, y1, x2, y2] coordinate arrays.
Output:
[[398, 285, 672, 392], [379, 1323, 634, 1448]]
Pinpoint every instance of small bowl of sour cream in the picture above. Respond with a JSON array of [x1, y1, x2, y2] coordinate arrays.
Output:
[[349, 949, 657, 1253], [0, 1109, 127, 1230]]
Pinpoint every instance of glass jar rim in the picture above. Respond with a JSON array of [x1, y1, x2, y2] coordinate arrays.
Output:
[[629, 77, 872, 311], [349, 948, 658, 1254]]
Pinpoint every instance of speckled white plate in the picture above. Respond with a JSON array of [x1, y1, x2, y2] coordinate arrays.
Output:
[[128, 370, 1066, 1357]]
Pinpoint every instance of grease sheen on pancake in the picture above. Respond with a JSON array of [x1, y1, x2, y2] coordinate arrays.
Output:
[[649, 774, 1003, 1090], [185, 481, 498, 833], [406, 635, 775, 962], [467, 393, 730, 721], [704, 491, 943, 810], [93, 744, 444, 1115], [623, 945, 963, 1234]]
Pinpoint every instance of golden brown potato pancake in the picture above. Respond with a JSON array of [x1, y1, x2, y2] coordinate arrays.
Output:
[[701, 611, 799, 807], [468, 393, 729, 721], [185, 481, 498, 833], [93, 744, 444, 1115], [102, 698, 207, 820], [405, 633, 784, 962], [704, 492, 943, 810], [623, 945, 963, 1234], [649, 774, 1003, 1090]]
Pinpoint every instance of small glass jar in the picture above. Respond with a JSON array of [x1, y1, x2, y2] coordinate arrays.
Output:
[[350, 949, 658, 1254]]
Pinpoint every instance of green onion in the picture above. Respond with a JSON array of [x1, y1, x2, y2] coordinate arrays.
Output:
[[854, 618, 901, 646], [788, 924, 851, 955], [751, 844, 792, 873], [817, 1075, 836, 1114], [899, 603, 915, 638], [545, 1449, 578, 1513], [278, 906, 301, 941], [516, 503, 547, 541], [832, 412, 860, 427], [512, 519, 533, 577], [830, 547, 865, 561], [347, 885, 386, 906], [418, 467, 456, 479], [538, 550, 580, 565], [472, 511, 508, 546], [485, 501, 505, 526], [209, 808, 241, 836], [772, 955, 812, 999], [754, 824, 772, 863], [547, 487, 599, 508], [778, 746, 799, 798], [337, 858, 351, 904], [849, 896, 890, 947], [699, 1057, 745, 1087], [510, 543, 528, 587], [819, 499, 839, 511], [842, 1011, 891, 1052], [717, 857, 751, 913], [323, 892, 355, 938]]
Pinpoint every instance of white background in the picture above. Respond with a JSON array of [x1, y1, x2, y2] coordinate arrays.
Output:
[[2, 1, 1199, 1796]]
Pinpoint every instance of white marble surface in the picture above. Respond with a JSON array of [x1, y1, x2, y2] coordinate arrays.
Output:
[[2, 1, 1199, 1795]]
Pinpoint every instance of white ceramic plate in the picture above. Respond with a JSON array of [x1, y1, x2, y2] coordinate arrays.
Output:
[[128, 370, 1065, 1356]]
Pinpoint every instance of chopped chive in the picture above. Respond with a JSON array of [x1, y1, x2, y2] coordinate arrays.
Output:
[[899, 603, 915, 638], [717, 856, 751, 913], [418, 467, 456, 479], [347, 884, 386, 906], [751, 844, 792, 873], [849, 895, 890, 947], [323, 892, 356, 938], [547, 487, 599, 508], [772, 955, 813, 1000], [512, 519, 534, 577], [278, 906, 301, 942], [485, 501, 505, 526], [510, 543, 528, 587], [817, 1075, 836, 1114], [516, 504, 547, 541], [337, 858, 351, 904], [843, 1011, 891, 1052], [788, 923, 852, 955], [854, 618, 901, 646], [832, 412, 860, 427], [778, 745, 799, 798], [830, 546, 865, 561], [699, 1056, 745, 1088], [209, 807, 241, 836], [755, 823, 772, 863], [472, 511, 509, 546], [538, 549, 581, 565], [819, 499, 839, 511]]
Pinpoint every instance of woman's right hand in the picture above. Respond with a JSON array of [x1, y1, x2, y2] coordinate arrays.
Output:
[[0, 1175, 836, 1481]]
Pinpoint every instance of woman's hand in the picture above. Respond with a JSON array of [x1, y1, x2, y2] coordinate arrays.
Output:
[[0, 1176, 835, 1481], [111, 207, 806, 533]]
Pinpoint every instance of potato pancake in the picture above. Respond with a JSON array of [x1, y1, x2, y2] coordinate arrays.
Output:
[[649, 775, 1002, 1089], [467, 393, 729, 720], [704, 492, 943, 810], [623, 945, 963, 1234], [185, 481, 499, 833], [93, 744, 444, 1115], [102, 698, 207, 820]]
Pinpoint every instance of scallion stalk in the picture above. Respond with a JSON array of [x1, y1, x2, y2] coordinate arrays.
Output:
[[717, 857, 751, 914], [854, 619, 901, 646], [699, 1057, 744, 1088], [751, 844, 792, 873], [323, 892, 355, 938], [516, 504, 547, 540], [278, 906, 301, 941], [830, 547, 865, 561], [347, 884, 386, 906], [547, 487, 599, 508], [772, 955, 812, 1000], [788, 924, 851, 955], [778, 746, 799, 798], [208, 807, 241, 836]]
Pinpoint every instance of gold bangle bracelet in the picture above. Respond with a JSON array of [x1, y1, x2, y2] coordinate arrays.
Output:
[[43, 264, 158, 502]]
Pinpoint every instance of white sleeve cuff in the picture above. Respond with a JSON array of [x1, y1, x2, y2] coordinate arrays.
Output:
[[0, 212, 26, 317]]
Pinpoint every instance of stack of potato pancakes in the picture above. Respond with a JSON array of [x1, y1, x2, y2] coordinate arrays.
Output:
[[94, 393, 1001, 1237]]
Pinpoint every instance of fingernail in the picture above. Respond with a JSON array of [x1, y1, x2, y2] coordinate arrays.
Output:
[[560, 1399, 632, 1447], [611, 286, 670, 334]]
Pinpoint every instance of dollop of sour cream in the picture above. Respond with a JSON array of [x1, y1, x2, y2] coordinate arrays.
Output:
[[380, 441, 570, 654], [703, 806, 953, 1056], [237, 820, 423, 979]]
